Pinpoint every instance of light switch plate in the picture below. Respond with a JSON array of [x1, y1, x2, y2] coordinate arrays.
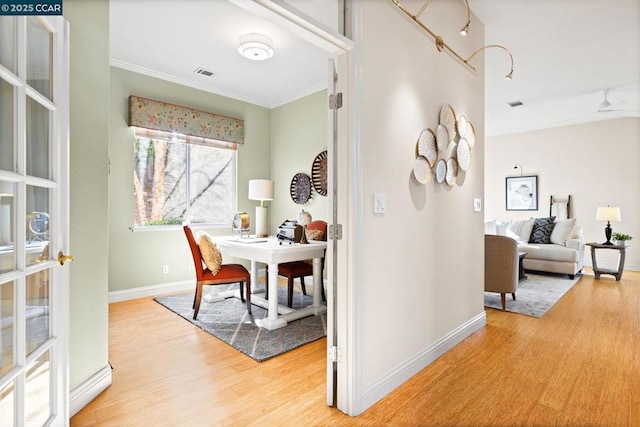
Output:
[[374, 192, 386, 214], [473, 198, 482, 212]]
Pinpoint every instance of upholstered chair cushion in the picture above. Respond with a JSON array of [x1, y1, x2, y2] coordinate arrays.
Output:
[[196, 231, 222, 275]]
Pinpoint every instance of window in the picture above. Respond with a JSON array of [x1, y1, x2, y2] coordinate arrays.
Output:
[[133, 136, 235, 228]]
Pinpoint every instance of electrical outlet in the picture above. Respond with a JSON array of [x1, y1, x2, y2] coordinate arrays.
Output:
[[373, 192, 386, 214], [473, 198, 482, 212], [162, 264, 169, 274]]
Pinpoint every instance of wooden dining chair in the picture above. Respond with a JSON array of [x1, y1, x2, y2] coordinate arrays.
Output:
[[265, 220, 327, 308], [183, 225, 251, 319]]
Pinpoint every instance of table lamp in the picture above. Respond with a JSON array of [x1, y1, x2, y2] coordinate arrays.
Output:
[[596, 206, 621, 245], [248, 179, 274, 238]]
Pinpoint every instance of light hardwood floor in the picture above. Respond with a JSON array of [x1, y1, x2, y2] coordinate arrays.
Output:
[[71, 270, 640, 426]]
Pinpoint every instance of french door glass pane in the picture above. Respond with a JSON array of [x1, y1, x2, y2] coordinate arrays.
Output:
[[0, 79, 14, 172], [189, 144, 234, 224], [26, 97, 50, 180], [0, 181, 15, 273], [25, 350, 51, 426], [26, 17, 52, 100], [0, 280, 15, 377], [25, 186, 49, 268], [0, 380, 15, 426], [0, 17, 15, 73], [25, 271, 49, 356]]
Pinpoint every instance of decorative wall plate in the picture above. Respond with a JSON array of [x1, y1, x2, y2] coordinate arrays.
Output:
[[435, 159, 447, 184], [457, 138, 472, 171], [446, 158, 458, 186], [290, 172, 312, 204], [466, 122, 476, 147], [417, 128, 438, 167], [439, 103, 457, 142], [436, 124, 449, 152], [311, 150, 328, 196], [457, 115, 468, 138], [413, 156, 433, 184]]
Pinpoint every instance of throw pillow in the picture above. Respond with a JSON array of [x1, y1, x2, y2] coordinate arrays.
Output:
[[550, 218, 577, 245], [529, 216, 556, 244], [306, 228, 324, 241], [506, 219, 535, 243], [484, 220, 497, 235], [196, 231, 222, 275]]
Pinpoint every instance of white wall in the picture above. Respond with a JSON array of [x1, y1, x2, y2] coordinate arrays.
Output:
[[353, 0, 485, 411], [485, 117, 640, 271]]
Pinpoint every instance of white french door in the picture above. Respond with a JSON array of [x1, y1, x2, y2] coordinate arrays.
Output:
[[0, 15, 70, 426]]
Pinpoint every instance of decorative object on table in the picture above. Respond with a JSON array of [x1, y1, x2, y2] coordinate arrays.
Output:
[[435, 158, 447, 184], [296, 209, 312, 244], [248, 179, 274, 238], [154, 285, 326, 362], [289, 172, 312, 204], [595, 206, 621, 245], [506, 175, 538, 211], [391, 0, 514, 79], [445, 158, 458, 186], [276, 219, 303, 244], [231, 212, 250, 238], [612, 232, 632, 247], [416, 128, 437, 167], [413, 156, 433, 184], [311, 150, 328, 196]]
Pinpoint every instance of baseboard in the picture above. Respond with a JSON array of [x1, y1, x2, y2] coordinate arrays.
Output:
[[108, 280, 193, 303], [359, 311, 486, 412], [69, 364, 112, 417]]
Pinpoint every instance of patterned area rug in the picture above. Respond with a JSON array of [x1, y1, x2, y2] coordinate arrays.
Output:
[[154, 284, 326, 362], [484, 272, 582, 317]]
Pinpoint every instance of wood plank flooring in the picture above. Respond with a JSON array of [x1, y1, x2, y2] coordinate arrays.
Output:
[[71, 270, 640, 426]]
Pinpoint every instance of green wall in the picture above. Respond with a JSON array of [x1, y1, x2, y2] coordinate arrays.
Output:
[[109, 67, 271, 291], [270, 91, 329, 227], [65, 0, 110, 390]]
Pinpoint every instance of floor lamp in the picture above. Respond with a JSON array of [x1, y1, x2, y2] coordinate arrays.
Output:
[[249, 179, 274, 238]]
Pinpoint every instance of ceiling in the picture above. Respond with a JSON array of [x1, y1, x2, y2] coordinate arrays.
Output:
[[110, 0, 640, 137]]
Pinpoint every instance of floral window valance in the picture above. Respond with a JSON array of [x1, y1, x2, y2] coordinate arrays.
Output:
[[128, 95, 244, 146]]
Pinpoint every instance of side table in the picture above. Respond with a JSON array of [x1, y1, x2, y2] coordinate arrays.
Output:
[[586, 242, 628, 281], [518, 252, 528, 282]]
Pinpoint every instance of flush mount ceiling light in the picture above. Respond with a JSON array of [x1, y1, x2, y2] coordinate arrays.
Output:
[[238, 33, 274, 61]]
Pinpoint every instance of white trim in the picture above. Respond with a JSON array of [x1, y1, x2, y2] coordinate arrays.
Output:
[[108, 280, 193, 303], [358, 312, 487, 413], [69, 364, 112, 417]]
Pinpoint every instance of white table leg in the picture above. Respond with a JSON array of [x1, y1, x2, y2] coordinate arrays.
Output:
[[250, 260, 258, 293], [259, 262, 287, 330], [312, 257, 322, 308]]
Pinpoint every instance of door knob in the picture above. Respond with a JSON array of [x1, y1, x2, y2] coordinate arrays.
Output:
[[57, 251, 74, 266]]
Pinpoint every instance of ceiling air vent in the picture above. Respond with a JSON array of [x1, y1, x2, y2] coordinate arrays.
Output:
[[508, 100, 525, 108], [194, 67, 215, 77]]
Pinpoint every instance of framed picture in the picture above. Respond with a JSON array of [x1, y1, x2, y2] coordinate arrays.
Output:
[[506, 175, 538, 211]]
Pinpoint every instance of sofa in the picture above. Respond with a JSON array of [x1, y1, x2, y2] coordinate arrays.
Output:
[[484, 217, 585, 279]]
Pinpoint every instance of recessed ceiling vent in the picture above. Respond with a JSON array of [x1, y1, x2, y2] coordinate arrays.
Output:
[[508, 100, 525, 108], [194, 67, 215, 77]]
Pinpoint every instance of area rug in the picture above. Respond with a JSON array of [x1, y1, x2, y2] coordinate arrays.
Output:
[[154, 284, 326, 362], [484, 273, 582, 317]]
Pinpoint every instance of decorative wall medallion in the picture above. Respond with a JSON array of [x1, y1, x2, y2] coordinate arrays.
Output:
[[413, 156, 433, 184], [311, 150, 328, 196], [436, 124, 449, 152], [439, 103, 457, 142], [417, 128, 438, 167], [457, 138, 472, 171], [446, 158, 458, 186], [466, 121, 476, 147], [457, 115, 468, 138], [290, 172, 312, 204], [435, 159, 447, 184]]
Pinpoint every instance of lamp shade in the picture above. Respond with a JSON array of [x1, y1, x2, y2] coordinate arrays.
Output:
[[596, 206, 621, 222], [248, 179, 274, 201]]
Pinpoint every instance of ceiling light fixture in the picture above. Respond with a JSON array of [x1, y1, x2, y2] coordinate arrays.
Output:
[[238, 33, 274, 61], [391, 0, 514, 79]]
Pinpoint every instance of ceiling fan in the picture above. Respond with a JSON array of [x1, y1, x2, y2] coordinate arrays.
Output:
[[557, 88, 640, 123]]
